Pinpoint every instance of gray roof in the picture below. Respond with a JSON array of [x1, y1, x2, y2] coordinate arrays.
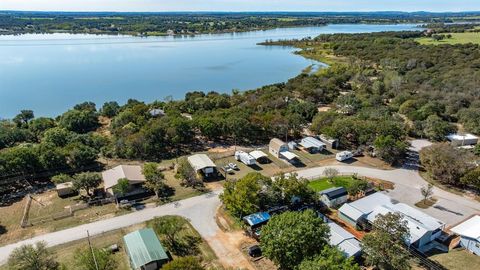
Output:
[[326, 219, 361, 258], [338, 192, 393, 222], [187, 154, 216, 171], [102, 165, 146, 190], [321, 187, 348, 200], [299, 137, 326, 149], [269, 138, 287, 152]]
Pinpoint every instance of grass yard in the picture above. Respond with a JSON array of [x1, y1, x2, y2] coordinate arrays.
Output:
[[416, 32, 480, 45], [429, 249, 480, 270], [308, 176, 357, 192]]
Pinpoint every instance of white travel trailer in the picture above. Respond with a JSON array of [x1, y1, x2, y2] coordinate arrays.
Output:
[[336, 151, 353, 162], [235, 151, 256, 166]]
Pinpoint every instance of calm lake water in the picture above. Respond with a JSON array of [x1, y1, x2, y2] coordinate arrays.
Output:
[[0, 24, 420, 118]]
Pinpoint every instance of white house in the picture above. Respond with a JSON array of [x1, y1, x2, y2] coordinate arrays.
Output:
[[450, 215, 480, 256], [446, 133, 479, 147], [320, 187, 348, 208], [299, 137, 326, 153], [187, 154, 217, 178], [339, 193, 445, 249]]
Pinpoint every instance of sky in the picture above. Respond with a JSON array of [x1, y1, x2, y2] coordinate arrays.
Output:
[[0, 0, 479, 13]]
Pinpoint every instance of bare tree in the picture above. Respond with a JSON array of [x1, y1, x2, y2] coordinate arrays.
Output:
[[421, 183, 434, 203], [324, 167, 339, 182]]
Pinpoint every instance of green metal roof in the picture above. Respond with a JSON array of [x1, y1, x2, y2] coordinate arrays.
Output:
[[123, 228, 169, 269]]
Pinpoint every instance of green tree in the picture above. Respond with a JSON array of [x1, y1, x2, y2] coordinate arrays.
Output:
[[219, 172, 263, 218], [59, 109, 99, 134], [72, 172, 102, 196], [151, 216, 188, 253], [361, 212, 411, 270], [28, 117, 55, 139], [161, 256, 204, 270], [419, 143, 472, 185], [297, 245, 360, 270], [13, 110, 35, 128], [100, 101, 120, 118], [260, 210, 329, 270], [7, 241, 60, 270], [51, 173, 73, 184], [374, 135, 408, 165], [142, 162, 165, 199], [176, 157, 201, 187], [423, 115, 456, 141], [460, 168, 480, 190], [74, 247, 117, 270], [272, 174, 315, 205], [112, 178, 130, 197]]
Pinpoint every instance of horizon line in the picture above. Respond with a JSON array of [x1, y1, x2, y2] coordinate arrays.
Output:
[[2, 10, 480, 14]]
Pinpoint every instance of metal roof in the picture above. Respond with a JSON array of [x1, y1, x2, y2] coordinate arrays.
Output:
[[338, 203, 364, 222], [348, 192, 393, 215], [451, 215, 480, 240], [280, 151, 298, 161], [269, 138, 287, 152], [326, 218, 361, 258], [299, 137, 326, 149], [321, 187, 348, 200], [249, 150, 268, 160], [243, 212, 271, 226], [446, 133, 478, 141], [187, 154, 216, 171], [102, 165, 146, 190], [123, 228, 168, 269]]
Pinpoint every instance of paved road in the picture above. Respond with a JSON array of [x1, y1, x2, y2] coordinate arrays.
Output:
[[0, 190, 223, 264]]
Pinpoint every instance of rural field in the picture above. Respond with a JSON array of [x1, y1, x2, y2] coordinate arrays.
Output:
[[416, 32, 480, 45]]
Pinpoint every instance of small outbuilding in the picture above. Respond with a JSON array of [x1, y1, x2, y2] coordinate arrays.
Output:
[[299, 137, 326, 153], [327, 219, 362, 258], [450, 215, 480, 256], [55, 182, 76, 197], [243, 212, 271, 239], [269, 138, 289, 158], [320, 187, 348, 208], [249, 150, 270, 163], [319, 134, 339, 149], [123, 228, 170, 270], [102, 165, 146, 197], [187, 154, 217, 178], [446, 133, 479, 147]]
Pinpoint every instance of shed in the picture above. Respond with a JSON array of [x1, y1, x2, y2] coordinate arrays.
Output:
[[299, 137, 326, 153], [319, 134, 339, 149], [450, 215, 480, 255], [187, 154, 217, 177], [269, 138, 289, 158], [123, 228, 169, 270], [243, 212, 271, 228], [102, 165, 146, 197], [280, 151, 299, 161], [327, 220, 362, 258], [446, 133, 479, 147], [249, 150, 270, 163], [320, 187, 348, 208], [55, 182, 76, 197]]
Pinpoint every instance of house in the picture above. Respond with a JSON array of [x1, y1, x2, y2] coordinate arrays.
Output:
[[299, 137, 326, 153], [187, 154, 217, 178], [319, 134, 339, 149], [318, 213, 361, 258], [338, 192, 393, 227], [243, 212, 271, 239], [249, 150, 270, 163], [339, 193, 445, 249], [269, 138, 289, 158], [55, 182, 76, 197], [336, 151, 353, 162], [446, 133, 479, 147], [320, 187, 348, 208], [123, 228, 170, 270], [450, 215, 480, 255], [367, 203, 445, 248], [102, 165, 146, 197], [269, 138, 299, 162]]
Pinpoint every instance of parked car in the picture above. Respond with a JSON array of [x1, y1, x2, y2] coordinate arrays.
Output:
[[228, 163, 239, 170], [222, 165, 234, 174], [248, 245, 262, 258]]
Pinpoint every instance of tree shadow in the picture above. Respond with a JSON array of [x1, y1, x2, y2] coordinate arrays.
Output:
[[0, 224, 7, 235]]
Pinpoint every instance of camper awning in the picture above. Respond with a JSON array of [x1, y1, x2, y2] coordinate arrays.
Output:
[[280, 151, 298, 161]]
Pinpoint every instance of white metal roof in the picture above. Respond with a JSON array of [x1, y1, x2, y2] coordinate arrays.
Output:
[[451, 215, 480, 241], [299, 137, 326, 149], [280, 151, 298, 161], [56, 182, 73, 190], [327, 220, 361, 258], [249, 150, 268, 160], [338, 203, 365, 222], [187, 154, 216, 171], [446, 133, 479, 141], [102, 165, 146, 190], [349, 192, 393, 215]]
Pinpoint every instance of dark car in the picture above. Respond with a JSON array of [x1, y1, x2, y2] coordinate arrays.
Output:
[[248, 245, 262, 258]]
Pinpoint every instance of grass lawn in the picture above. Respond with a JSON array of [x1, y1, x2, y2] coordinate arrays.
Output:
[[416, 32, 480, 45], [308, 176, 357, 192], [429, 249, 480, 270]]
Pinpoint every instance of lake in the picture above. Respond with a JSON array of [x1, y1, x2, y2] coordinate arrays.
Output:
[[0, 24, 420, 118]]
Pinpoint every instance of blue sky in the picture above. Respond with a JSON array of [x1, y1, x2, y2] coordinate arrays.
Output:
[[0, 0, 478, 12]]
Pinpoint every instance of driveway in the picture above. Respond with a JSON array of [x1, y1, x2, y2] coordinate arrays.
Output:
[[0, 190, 253, 269]]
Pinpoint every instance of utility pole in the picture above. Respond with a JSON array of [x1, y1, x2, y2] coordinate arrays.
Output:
[[87, 230, 99, 270]]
